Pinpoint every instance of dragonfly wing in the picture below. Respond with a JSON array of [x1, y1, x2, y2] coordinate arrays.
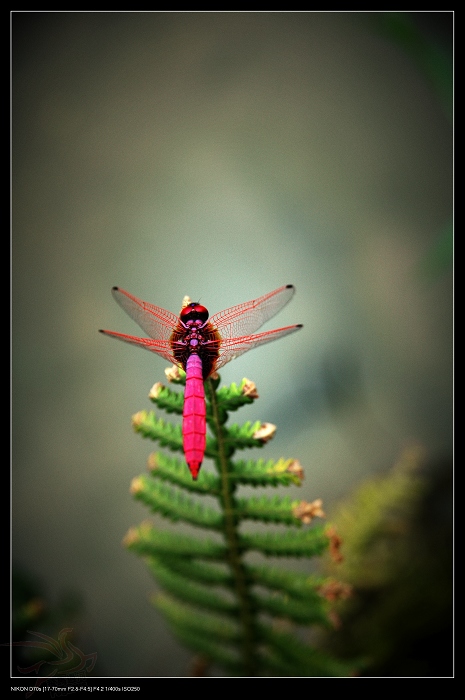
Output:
[[111, 287, 180, 341], [99, 329, 177, 365], [214, 324, 302, 371], [209, 285, 296, 339]]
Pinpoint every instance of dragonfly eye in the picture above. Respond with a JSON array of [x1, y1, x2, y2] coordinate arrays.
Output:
[[180, 303, 209, 323]]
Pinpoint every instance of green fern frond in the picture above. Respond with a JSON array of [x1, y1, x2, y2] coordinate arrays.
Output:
[[148, 382, 184, 415], [247, 564, 328, 600], [130, 476, 223, 530], [149, 556, 233, 587], [229, 458, 304, 487], [204, 421, 266, 460], [147, 558, 238, 615], [241, 525, 330, 557], [206, 380, 257, 426], [237, 494, 322, 526], [253, 590, 330, 626], [124, 370, 351, 676], [132, 410, 183, 453], [155, 592, 241, 643], [214, 379, 258, 412], [124, 522, 227, 560], [222, 421, 270, 451], [147, 452, 221, 494]]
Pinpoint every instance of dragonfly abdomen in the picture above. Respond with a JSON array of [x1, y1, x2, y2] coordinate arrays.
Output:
[[182, 353, 206, 480]]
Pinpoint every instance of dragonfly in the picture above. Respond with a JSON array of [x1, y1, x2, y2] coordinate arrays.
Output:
[[100, 285, 302, 480]]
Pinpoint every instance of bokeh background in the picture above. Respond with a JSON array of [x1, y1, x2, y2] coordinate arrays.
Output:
[[12, 12, 452, 677]]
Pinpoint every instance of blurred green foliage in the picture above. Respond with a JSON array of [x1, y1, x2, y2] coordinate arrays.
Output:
[[372, 12, 452, 120], [320, 445, 453, 676]]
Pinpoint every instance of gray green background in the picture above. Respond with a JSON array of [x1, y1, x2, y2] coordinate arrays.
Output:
[[12, 12, 452, 677]]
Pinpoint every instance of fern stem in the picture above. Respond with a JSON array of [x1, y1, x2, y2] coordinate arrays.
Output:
[[206, 377, 259, 676]]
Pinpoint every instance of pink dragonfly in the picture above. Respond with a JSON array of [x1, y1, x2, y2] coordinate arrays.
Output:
[[100, 285, 302, 479]]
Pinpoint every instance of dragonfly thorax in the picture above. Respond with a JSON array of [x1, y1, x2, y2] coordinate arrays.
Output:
[[182, 325, 208, 351], [170, 310, 221, 379]]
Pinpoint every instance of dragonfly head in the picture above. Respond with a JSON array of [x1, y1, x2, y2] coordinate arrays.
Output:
[[180, 303, 209, 324]]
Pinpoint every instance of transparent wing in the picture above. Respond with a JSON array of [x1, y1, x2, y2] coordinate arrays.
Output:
[[110, 287, 180, 341], [209, 285, 297, 340], [99, 329, 178, 365], [99, 287, 181, 364], [214, 324, 302, 371]]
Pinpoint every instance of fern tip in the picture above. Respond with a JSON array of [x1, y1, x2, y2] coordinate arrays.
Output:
[[253, 422, 276, 443], [149, 382, 164, 399], [129, 477, 144, 495], [241, 379, 259, 399], [293, 499, 325, 524], [165, 365, 185, 383]]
